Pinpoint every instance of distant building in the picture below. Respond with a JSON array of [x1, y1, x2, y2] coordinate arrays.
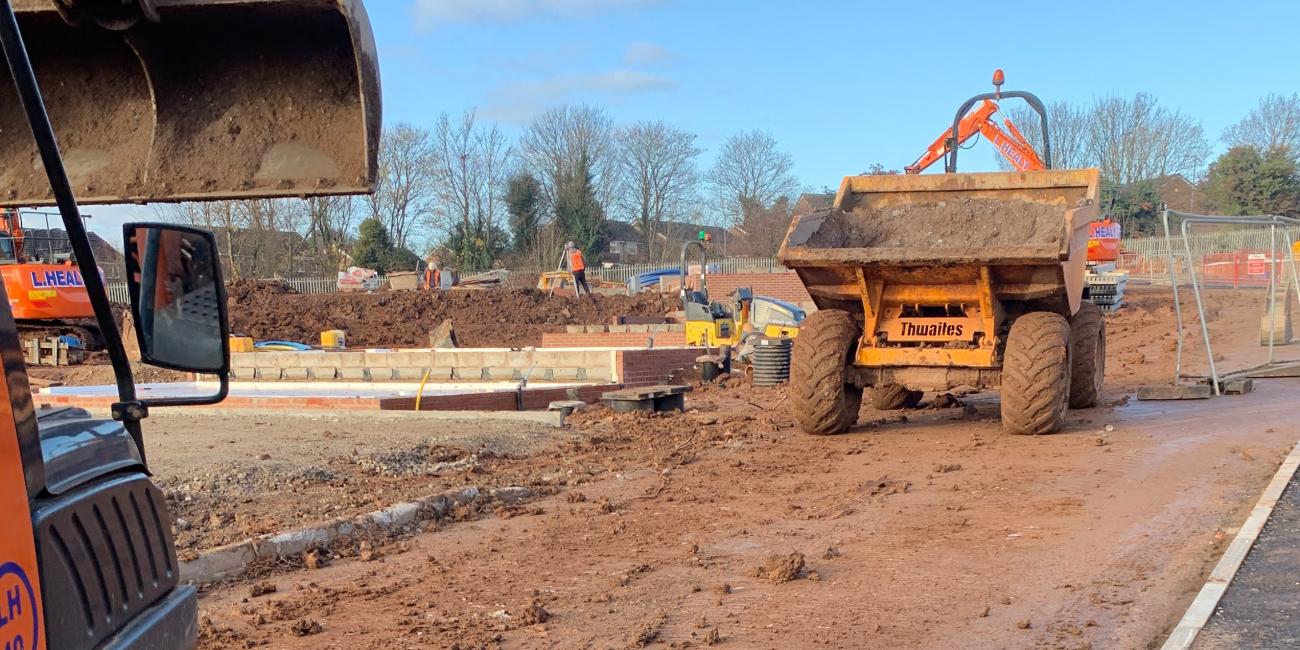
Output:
[[604, 220, 738, 263], [1122, 174, 1209, 213], [792, 192, 835, 216]]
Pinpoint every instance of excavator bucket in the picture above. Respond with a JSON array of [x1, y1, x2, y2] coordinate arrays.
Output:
[[0, 0, 381, 206]]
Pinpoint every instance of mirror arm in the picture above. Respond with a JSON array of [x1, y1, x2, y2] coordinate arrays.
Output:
[[137, 373, 229, 409], [0, 0, 145, 461]]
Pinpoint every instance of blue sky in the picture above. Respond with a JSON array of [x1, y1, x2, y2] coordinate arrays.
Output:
[[87, 0, 1300, 240]]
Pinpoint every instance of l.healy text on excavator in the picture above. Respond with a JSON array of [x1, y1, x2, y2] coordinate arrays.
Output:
[[28, 269, 83, 288]]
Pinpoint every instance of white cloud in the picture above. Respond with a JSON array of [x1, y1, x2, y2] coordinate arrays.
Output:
[[483, 69, 676, 123], [412, 0, 661, 27], [623, 42, 676, 66]]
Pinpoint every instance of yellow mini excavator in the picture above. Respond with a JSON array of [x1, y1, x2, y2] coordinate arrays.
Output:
[[0, 1, 380, 648]]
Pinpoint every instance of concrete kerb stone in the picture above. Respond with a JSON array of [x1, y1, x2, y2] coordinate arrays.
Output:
[[179, 485, 532, 585]]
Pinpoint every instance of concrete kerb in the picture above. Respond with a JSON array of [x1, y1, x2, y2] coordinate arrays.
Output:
[[179, 485, 533, 585], [78, 407, 567, 427], [1161, 439, 1300, 650]]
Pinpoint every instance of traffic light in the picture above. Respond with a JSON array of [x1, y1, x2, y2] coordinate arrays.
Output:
[[698, 230, 711, 242]]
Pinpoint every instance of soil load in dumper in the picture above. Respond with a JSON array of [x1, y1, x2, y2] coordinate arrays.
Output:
[[778, 170, 1103, 436]]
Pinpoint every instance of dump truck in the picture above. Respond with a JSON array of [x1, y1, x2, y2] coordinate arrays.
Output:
[[779, 168, 1104, 435], [0, 1, 380, 648]]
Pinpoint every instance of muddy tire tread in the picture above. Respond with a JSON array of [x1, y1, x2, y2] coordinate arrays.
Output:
[[791, 309, 858, 435], [1001, 312, 1071, 435], [1068, 302, 1105, 408], [870, 383, 921, 410]]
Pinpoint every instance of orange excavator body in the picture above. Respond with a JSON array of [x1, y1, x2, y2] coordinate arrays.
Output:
[[0, 209, 95, 321]]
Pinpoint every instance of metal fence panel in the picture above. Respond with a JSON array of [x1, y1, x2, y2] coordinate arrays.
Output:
[[1120, 226, 1300, 287], [588, 256, 783, 284]]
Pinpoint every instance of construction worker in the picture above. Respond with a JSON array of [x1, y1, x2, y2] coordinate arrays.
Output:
[[565, 241, 592, 297]]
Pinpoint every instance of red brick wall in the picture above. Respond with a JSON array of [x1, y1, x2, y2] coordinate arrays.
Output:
[[661, 272, 811, 304], [34, 395, 387, 411], [617, 348, 706, 387], [540, 331, 687, 348], [34, 384, 622, 412]]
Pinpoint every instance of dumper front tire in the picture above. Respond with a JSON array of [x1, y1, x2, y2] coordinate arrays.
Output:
[[792, 309, 859, 435], [870, 383, 922, 410], [1001, 312, 1072, 435], [1068, 302, 1105, 408]]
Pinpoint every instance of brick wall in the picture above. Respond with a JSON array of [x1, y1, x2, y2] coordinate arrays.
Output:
[[34, 395, 387, 411], [35, 383, 621, 413], [616, 348, 706, 387], [540, 331, 687, 348]]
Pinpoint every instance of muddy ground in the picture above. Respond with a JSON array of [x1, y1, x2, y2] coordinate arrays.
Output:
[[165, 283, 1300, 648], [225, 280, 677, 348]]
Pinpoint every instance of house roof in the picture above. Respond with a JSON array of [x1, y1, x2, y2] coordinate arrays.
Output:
[[1121, 174, 1208, 212], [604, 219, 731, 244], [793, 193, 835, 215]]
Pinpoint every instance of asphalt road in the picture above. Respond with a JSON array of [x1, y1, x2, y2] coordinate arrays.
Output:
[[1195, 467, 1300, 649]]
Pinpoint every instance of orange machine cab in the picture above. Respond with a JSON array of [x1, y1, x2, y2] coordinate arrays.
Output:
[[1, 262, 95, 320], [0, 367, 44, 650], [1087, 219, 1121, 263]]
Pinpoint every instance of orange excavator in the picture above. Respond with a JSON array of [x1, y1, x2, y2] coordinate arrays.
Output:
[[0, 208, 101, 349], [904, 70, 1125, 308], [905, 69, 1047, 175]]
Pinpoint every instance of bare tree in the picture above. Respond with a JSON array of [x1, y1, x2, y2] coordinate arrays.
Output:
[[294, 195, 355, 271], [1223, 93, 1300, 158], [732, 197, 792, 257], [615, 120, 700, 261], [1087, 93, 1211, 184], [517, 105, 617, 216], [707, 130, 799, 226], [999, 100, 1093, 170], [367, 123, 436, 251], [160, 201, 245, 277], [429, 110, 512, 269]]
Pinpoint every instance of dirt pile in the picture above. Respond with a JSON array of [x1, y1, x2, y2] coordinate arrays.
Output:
[[800, 199, 1064, 250], [227, 288, 678, 348], [226, 279, 297, 303]]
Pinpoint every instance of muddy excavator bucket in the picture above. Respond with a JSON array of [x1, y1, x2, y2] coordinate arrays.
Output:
[[0, 0, 380, 206]]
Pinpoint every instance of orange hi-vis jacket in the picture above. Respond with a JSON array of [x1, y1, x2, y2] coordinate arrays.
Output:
[[569, 249, 585, 272]]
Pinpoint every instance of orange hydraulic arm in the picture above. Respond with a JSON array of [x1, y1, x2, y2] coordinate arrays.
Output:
[[906, 98, 1045, 174]]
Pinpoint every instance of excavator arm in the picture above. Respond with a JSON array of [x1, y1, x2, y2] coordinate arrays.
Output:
[[905, 98, 1044, 174]]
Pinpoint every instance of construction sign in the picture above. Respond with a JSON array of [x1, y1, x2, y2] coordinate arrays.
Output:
[[1247, 253, 1269, 277]]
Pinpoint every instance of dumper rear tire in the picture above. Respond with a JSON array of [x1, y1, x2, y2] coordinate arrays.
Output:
[[1068, 302, 1105, 408], [791, 309, 859, 435], [841, 386, 864, 429], [1001, 312, 1071, 435], [870, 383, 922, 410]]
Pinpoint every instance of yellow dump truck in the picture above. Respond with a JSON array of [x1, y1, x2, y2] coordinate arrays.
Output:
[[778, 169, 1105, 435]]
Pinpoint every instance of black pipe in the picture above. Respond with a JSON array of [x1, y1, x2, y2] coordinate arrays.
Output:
[[946, 90, 1052, 173], [0, 0, 146, 463]]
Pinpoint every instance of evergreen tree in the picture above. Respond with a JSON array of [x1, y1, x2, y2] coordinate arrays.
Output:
[[554, 154, 607, 256]]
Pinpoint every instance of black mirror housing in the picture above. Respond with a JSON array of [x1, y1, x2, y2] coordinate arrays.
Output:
[[122, 223, 230, 376]]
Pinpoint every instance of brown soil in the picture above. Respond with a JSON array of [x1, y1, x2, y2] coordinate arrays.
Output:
[[131, 282, 1300, 648], [755, 552, 806, 583], [27, 359, 192, 386], [226, 283, 677, 348], [801, 199, 1064, 250]]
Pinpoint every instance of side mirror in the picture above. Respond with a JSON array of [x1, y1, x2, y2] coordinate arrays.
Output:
[[122, 223, 229, 375]]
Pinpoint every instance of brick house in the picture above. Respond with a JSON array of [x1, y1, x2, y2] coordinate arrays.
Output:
[[604, 219, 738, 264]]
